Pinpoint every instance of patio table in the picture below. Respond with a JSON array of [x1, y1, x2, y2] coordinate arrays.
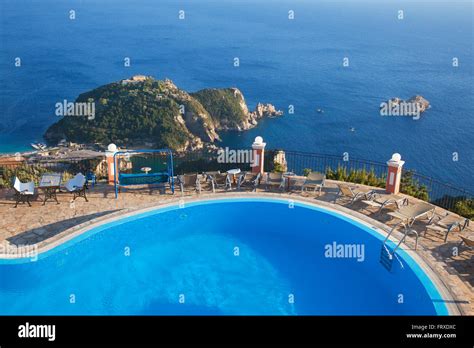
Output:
[[39, 173, 62, 205], [226, 168, 241, 184]]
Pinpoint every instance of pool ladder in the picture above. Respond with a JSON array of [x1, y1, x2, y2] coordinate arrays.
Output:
[[380, 224, 409, 271], [380, 245, 394, 271]]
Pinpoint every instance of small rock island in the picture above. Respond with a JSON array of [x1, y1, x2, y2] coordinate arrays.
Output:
[[381, 95, 430, 116]]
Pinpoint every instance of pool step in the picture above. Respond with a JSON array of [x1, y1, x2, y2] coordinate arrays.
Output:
[[380, 245, 393, 271]]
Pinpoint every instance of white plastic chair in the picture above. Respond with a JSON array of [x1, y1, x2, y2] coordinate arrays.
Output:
[[64, 173, 88, 201], [13, 177, 35, 207]]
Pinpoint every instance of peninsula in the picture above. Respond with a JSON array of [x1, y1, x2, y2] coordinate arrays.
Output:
[[44, 76, 283, 151]]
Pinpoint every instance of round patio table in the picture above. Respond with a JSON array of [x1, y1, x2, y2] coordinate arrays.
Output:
[[226, 168, 241, 184], [141, 167, 152, 174]]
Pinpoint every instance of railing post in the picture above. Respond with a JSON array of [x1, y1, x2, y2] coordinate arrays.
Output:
[[106, 143, 118, 185], [386, 153, 405, 194], [251, 136, 266, 175]]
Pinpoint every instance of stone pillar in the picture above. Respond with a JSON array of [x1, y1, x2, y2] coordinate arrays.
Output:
[[251, 136, 266, 175], [106, 143, 118, 185], [386, 153, 405, 194]]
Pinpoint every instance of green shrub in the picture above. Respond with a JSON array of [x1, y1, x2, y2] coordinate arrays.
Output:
[[0, 159, 103, 188], [431, 196, 474, 220], [400, 171, 429, 201], [272, 162, 285, 173], [0, 165, 50, 188], [324, 166, 385, 188], [453, 199, 474, 220]]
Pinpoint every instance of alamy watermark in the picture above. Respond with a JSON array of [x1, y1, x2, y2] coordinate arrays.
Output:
[[18, 322, 55, 341], [380, 100, 421, 120], [0, 243, 38, 261], [324, 241, 365, 262], [55, 99, 95, 120], [217, 147, 257, 167]]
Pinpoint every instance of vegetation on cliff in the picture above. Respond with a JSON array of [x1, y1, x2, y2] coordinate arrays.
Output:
[[44, 76, 280, 151], [45, 78, 202, 150], [191, 88, 250, 130]]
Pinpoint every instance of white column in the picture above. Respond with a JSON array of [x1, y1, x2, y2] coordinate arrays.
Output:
[[251, 136, 266, 175], [106, 143, 118, 185], [386, 153, 405, 194]]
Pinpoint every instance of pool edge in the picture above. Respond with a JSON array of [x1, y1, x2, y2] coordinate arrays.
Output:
[[0, 193, 461, 315]]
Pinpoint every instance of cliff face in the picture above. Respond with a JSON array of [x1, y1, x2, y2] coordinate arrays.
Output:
[[191, 88, 248, 130], [191, 88, 283, 131], [44, 76, 282, 151], [159, 79, 219, 144]]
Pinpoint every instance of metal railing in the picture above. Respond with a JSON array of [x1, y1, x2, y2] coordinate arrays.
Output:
[[281, 150, 388, 181], [0, 149, 472, 217], [407, 171, 472, 212], [172, 150, 252, 175], [274, 150, 472, 215], [0, 156, 107, 187]]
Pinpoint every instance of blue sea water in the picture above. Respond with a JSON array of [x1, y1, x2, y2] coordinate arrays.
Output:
[[0, 199, 446, 315], [0, 0, 472, 189]]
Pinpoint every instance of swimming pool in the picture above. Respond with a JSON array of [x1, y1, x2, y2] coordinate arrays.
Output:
[[0, 198, 449, 315]]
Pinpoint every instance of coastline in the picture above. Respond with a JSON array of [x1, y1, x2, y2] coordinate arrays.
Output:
[[0, 136, 36, 155]]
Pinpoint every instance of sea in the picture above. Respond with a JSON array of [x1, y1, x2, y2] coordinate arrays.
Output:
[[0, 0, 472, 189]]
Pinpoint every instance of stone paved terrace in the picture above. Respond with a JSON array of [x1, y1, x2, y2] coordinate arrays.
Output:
[[0, 180, 472, 315]]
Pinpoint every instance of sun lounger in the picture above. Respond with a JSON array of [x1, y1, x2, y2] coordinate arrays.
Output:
[[64, 173, 88, 201], [177, 174, 201, 194], [265, 172, 285, 191], [335, 183, 374, 204], [362, 193, 408, 214], [301, 172, 326, 195], [285, 175, 306, 192], [387, 201, 436, 227], [13, 177, 35, 207], [237, 172, 260, 191], [203, 171, 220, 182], [426, 213, 470, 242], [209, 173, 232, 192], [385, 202, 436, 250], [200, 171, 220, 191], [459, 235, 474, 250]]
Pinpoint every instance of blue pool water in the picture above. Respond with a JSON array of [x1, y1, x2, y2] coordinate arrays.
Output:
[[0, 199, 448, 315]]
